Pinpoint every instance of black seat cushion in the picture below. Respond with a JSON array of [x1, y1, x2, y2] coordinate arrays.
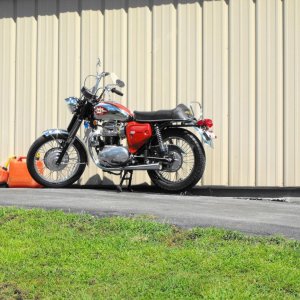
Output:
[[134, 104, 193, 122]]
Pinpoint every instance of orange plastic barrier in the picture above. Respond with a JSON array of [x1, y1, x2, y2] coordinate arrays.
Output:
[[7, 156, 43, 188]]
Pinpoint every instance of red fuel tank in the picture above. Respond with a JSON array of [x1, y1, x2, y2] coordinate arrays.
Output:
[[126, 122, 152, 154], [94, 101, 133, 122]]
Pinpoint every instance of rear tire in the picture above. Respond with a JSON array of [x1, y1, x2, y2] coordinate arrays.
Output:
[[27, 134, 87, 188], [148, 129, 205, 192]]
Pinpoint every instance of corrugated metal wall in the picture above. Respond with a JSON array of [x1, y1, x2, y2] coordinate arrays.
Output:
[[0, 0, 299, 187]]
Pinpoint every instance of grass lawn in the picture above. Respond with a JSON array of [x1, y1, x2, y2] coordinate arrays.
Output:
[[0, 208, 299, 299]]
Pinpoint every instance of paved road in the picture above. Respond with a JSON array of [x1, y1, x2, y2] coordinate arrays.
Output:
[[0, 188, 299, 239]]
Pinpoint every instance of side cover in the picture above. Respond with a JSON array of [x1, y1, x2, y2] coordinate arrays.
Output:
[[126, 122, 152, 153]]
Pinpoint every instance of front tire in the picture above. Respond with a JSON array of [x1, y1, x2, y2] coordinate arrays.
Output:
[[27, 134, 87, 188], [148, 129, 206, 192]]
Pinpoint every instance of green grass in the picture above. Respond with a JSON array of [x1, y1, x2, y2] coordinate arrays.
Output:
[[0, 208, 299, 299]]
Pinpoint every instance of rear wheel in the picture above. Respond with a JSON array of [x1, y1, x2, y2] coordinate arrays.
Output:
[[147, 129, 205, 192], [27, 134, 87, 188]]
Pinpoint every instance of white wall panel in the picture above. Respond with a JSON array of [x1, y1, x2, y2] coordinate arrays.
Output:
[[127, 1, 152, 185], [128, 1, 152, 112], [283, 0, 300, 186], [58, 0, 81, 129], [104, 0, 128, 107], [80, 0, 105, 185], [103, 0, 128, 185], [229, 0, 256, 186], [152, 0, 177, 110], [256, 0, 283, 186], [0, 0, 299, 188], [0, 0, 16, 161], [202, 0, 229, 185], [177, 1, 202, 109], [36, 0, 58, 134], [15, 0, 37, 155]]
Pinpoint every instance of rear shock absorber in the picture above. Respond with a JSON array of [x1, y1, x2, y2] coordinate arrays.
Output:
[[154, 124, 167, 154]]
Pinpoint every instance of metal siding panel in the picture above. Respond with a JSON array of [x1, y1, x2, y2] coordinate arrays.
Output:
[[80, 0, 104, 185], [256, 0, 283, 186], [104, 0, 127, 106], [202, 0, 229, 185], [229, 0, 256, 186], [103, 0, 128, 185], [15, 0, 37, 155], [0, 0, 16, 163], [58, 1, 81, 129], [81, 1, 104, 75], [127, 1, 152, 112], [0, 0, 298, 187], [127, 1, 152, 185], [177, 1, 203, 186], [177, 1, 202, 111], [152, 1, 177, 110], [36, 0, 58, 134], [284, 0, 300, 185]]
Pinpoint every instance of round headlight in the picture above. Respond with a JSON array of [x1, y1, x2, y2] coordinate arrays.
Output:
[[65, 97, 79, 113]]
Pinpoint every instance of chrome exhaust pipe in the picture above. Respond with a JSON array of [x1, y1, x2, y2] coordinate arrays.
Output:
[[124, 163, 161, 171], [96, 163, 161, 172]]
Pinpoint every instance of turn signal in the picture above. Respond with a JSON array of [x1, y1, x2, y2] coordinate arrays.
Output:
[[197, 119, 213, 128]]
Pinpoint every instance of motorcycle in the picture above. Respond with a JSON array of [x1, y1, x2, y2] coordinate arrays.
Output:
[[27, 59, 215, 192]]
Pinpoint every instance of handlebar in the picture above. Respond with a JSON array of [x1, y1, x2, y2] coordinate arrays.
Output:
[[111, 88, 123, 96]]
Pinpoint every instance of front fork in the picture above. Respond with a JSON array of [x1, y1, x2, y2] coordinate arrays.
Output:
[[55, 116, 83, 165], [56, 100, 93, 165]]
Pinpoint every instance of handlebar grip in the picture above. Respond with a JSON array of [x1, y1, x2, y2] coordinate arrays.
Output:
[[111, 88, 123, 96]]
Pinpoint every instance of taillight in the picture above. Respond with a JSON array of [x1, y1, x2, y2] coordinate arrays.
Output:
[[197, 119, 213, 128]]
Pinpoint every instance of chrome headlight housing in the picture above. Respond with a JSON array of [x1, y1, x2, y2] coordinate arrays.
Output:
[[65, 97, 79, 114]]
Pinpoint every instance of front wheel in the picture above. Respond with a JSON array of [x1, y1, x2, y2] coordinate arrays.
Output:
[[148, 129, 206, 192], [27, 134, 87, 188]]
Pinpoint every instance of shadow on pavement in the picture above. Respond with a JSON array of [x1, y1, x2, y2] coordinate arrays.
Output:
[[72, 184, 300, 198]]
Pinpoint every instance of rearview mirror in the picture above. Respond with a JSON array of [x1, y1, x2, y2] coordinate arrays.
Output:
[[116, 79, 125, 88]]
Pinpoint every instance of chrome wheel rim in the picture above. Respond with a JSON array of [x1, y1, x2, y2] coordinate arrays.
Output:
[[34, 139, 81, 183], [156, 136, 195, 183]]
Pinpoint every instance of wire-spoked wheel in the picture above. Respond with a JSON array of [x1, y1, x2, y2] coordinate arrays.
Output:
[[148, 129, 206, 192], [27, 134, 87, 188]]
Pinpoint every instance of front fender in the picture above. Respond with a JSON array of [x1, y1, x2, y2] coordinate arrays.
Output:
[[43, 128, 69, 137], [42, 129, 89, 165]]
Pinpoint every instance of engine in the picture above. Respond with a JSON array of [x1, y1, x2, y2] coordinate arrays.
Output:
[[88, 121, 130, 167], [99, 145, 130, 167]]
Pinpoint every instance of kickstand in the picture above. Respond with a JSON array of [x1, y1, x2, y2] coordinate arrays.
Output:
[[117, 170, 133, 192]]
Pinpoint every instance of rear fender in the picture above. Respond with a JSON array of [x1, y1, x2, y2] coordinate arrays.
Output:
[[42, 129, 89, 165], [161, 127, 206, 158]]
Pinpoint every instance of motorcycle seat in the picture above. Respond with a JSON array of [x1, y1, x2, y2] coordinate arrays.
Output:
[[134, 104, 194, 122]]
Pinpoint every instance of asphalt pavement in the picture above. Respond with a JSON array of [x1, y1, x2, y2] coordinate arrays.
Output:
[[0, 188, 299, 239]]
